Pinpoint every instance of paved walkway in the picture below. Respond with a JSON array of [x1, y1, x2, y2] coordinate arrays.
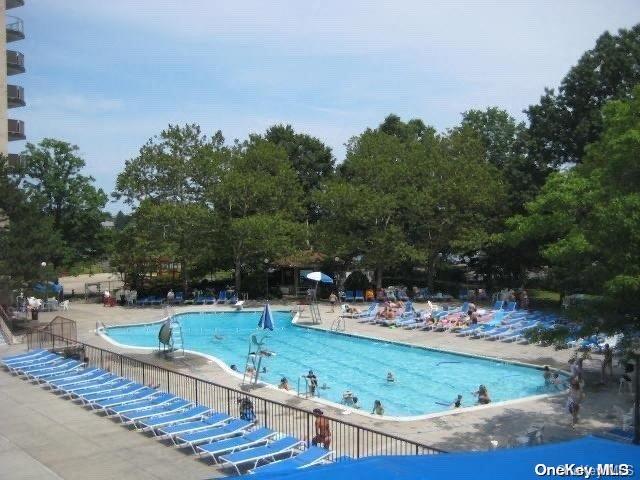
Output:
[[14, 301, 636, 453], [0, 368, 220, 480]]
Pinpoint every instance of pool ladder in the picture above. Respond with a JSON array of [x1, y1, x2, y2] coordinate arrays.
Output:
[[329, 316, 345, 332], [297, 375, 311, 397], [171, 320, 185, 358]]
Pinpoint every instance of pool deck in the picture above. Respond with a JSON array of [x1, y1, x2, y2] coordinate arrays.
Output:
[[1, 300, 634, 478]]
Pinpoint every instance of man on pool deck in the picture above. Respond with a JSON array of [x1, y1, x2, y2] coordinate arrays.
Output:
[[311, 409, 331, 448]]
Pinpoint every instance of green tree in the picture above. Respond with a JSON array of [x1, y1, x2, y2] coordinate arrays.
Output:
[[113, 124, 227, 292], [264, 124, 334, 195], [114, 124, 225, 205], [17, 139, 108, 267], [505, 86, 640, 333], [0, 160, 64, 287], [526, 24, 640, 167], [211, 137, 305, 291]]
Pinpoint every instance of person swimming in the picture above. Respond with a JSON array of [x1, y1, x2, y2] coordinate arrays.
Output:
[[452, 394, 462, 408], [278, 377, 289, 390], [230, 364, 238, 371], [371, 400, 385, 415], [386, 372, 395, 382], [320, 383, 330, 390]]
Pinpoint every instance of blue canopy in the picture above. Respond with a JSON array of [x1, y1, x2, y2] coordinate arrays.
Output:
[[258, 303, 275, 331], [33, 281, 63, 294], [255, 437, 638, 480]]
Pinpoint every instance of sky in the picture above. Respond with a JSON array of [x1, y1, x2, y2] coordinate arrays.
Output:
[[12, 1, 640, 212]]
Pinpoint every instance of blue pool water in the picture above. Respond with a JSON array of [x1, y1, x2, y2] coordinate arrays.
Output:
[[104, 311, 552, 417]]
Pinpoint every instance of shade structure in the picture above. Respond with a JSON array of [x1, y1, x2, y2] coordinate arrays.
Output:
[[255, 436, 638, 480], [258, 303, 275, 331], [305, 272, 333, 284], [33, 281, 63, 294]]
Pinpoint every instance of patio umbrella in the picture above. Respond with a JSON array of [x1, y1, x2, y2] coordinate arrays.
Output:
[[306, 271, 334, 301], [257, 302, 275, 331], [306, 272, 334, 284]]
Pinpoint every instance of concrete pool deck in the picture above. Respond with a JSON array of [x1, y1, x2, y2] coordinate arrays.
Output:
[[1, 300, 635, 479]]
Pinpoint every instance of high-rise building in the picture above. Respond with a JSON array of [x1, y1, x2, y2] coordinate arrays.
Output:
[[1, 0, 25, 167]]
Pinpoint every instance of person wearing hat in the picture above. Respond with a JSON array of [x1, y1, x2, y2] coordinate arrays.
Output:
[[311, 409, 331, 448]]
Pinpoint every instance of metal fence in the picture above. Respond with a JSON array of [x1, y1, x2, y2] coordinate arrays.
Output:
[[27, 330, 444, 459]]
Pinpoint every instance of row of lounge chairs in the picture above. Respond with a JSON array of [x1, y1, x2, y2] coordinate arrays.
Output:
[[1, 349, 334, 476], [345, 300, 561, 346], [132, 291, 239, 307]]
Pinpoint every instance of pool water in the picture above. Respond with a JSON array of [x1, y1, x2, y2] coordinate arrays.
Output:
[[103, 311, 552, 417]]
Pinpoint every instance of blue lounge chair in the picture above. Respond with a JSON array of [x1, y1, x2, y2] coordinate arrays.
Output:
[[1, 348, 46, 362], [354, 290, 364, 302], [100, 391, 174, 413], [250, 446, 332, 475], [219, 436, 305, 475], [6, 353, 61, 372], [197, 427, 276, 462], [48, 369, 112, 390], [93, 388, 160, 411], [504, 301, 517, 311], [119, 398, 192, 424], [21, 359, 82, 378], [156, 412, 231, 439], [216, 291, 227, 304], [79, 383, 148, 405], [344, 291, 354, 302], [173, 418, 253, 453], [2, 349, 50, 367], [138, 405, 212, 433], [43, 367, 105, 385], [62, 378, 132, 397]]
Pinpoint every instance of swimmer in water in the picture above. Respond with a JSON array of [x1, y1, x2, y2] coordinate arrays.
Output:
[[452, 394, 462, 408], [320, 383, 330, 390], [387, 372, 395, 382]]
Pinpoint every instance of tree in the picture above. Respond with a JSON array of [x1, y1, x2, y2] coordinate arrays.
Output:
[[505, 86, 640, 334], [0, 160, 64, 287], [264, 124, 334, 195], [211, 137, 305, 291], [112, 200, 215, 292], [114, 124, 225, 205], [316, 120, 503, 288], [17, 139, 108, 267], [526, 24, 640, 167]]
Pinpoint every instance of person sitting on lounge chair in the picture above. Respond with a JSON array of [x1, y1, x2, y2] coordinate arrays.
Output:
[[345, 305, 361, 315]]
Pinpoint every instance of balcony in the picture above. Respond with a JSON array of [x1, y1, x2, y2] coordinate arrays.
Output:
[[7, 50, 25, 75], [8, 119, 25, 141], [6, 153, 25, 169], [6, 0, 25, 10], [6, 16, 24, 43], [7, 85, 25, 108]]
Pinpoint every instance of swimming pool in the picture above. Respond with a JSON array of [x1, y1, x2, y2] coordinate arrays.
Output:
[[102, 310, 554, 417]]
